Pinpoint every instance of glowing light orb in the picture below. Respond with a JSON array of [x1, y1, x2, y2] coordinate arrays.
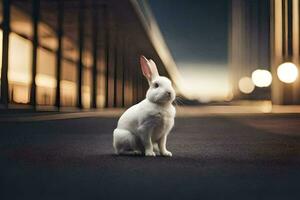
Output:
[[251, 69, 272, 87], [238, 77, 255, 94], [277, 62, 298, 83]]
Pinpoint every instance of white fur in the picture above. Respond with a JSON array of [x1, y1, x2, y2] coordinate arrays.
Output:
[[113, 56, 176, 157]]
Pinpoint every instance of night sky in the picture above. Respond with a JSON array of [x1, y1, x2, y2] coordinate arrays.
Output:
[[148, 0, 230, 101]]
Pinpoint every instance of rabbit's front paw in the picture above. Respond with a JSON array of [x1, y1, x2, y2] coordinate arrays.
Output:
[[161, 150, 172, 157], [145, 150, 156, 157]]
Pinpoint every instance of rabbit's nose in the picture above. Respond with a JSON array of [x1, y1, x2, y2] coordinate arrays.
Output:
[[166, 91, 171, 97]]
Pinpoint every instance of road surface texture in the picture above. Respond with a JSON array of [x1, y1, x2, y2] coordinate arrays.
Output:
[[0, 110, 300, 199]]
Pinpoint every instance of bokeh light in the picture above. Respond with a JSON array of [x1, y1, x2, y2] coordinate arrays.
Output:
[[238, 77, 255, 94], [251, 69, 272, 87], [277, 62, 298, 83]]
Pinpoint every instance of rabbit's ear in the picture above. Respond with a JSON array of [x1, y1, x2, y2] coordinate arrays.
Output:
[[140, 55, 152, 81], [149, 59, 159, 78]]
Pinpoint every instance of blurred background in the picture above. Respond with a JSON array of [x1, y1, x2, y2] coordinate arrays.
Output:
[[1, 1, 300, 199], [0, 0, 299, 111]]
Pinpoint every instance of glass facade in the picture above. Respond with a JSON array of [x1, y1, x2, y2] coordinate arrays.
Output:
[[0, 0, 152, 109]]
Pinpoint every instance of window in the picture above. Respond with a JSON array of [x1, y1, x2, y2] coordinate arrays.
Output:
[[61, 60, 77, 107], [36, 47, 56, 105], [82, 29, 93, 108], [39, 0, 58, 51], [10, 2, 32, 39], [82, 67, 91, 108], [39, 23, 58, 51], [62, 37, 78, 62], [8, 33, 32, 104], [97, 51, 106, 108]]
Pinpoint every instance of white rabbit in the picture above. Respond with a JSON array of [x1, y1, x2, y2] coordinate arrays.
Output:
[[113, 55, 176, 157]]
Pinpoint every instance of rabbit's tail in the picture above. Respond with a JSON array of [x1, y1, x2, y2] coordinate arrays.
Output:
[[113, 129, 141, 155]]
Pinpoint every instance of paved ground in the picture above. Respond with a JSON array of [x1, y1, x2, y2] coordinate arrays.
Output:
[[1, 110, 300, 199]]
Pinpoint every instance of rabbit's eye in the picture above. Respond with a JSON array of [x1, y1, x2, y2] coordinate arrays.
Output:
[[154, 83, 159, 88]]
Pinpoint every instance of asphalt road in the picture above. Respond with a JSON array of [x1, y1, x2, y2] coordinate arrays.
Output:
[[1, 112, 300, 200]]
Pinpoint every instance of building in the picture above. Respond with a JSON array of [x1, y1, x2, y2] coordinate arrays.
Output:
[[270, 0, 300, 104], [229, 0, 300, 104], [0, 0, 183, 109], [229, 0, 271, 100]]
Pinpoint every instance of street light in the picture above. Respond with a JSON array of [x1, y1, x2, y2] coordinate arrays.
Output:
[[251, 69, 272, 87], [277, 62, 298, 83], [238, 77, 255, 94]]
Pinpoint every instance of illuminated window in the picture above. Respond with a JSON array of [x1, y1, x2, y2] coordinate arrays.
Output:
[[36, 47, 56, 105], [39, 0, 58, 51], [62, 3, 79, 63], [97, 56, 106, 108], [83, 50, 93, 68], [82, 67, 92, 108], [39, 23, 58, 51], [124, 64, 133, 107], [62, 37, 78, 62], [10, 4, 32, 39], [61, 60, 77, 107], [97, 73, 105, 108], [82, 35, 93, 108], [8, 33, 32, 104]]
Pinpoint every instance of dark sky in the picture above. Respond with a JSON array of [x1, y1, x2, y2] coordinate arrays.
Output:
[[148, 0, 229, 65], [147, 0, 230, 101]]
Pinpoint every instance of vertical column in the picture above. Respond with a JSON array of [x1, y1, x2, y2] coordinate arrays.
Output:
[[0, 0, 10, 107], [77, 0, 84, 109], [121, 35, 126, 107], [122, 35, 129, 107], [92, 3, 98, 108], [287, 0, 293, 57], [137, 66, 141, 102], [282, 0, 293, 104], [271, 0, 300, 104], [103, 5, 109, 108], [115, 28, 124, 107], [134, 55, 139, 103], [282, 0, 287, 58], [114, 21, 125, 108], [271, 0, 284, 104], [126, 39, 134, 107], [282, 0, 293, 59], [113, 20, 120, 107], [131, 50, 137, 104], [30, 0, 40, 108], [55, 0, 63, 108], [292, 0, 300, 102], [113, 39, 117, 107], [110, 14, 116, 108]]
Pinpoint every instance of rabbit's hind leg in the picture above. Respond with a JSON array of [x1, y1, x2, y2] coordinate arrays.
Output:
[[113, 129, 141, 155], [153, 143, 160, 155]]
